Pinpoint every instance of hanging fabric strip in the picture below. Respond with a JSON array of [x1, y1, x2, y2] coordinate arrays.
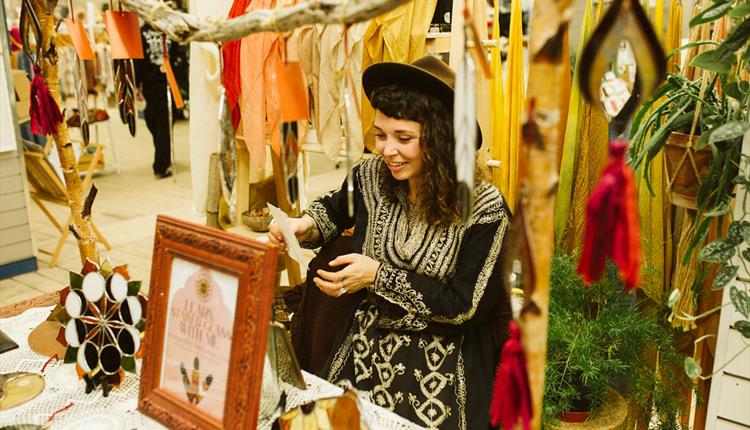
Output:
[[503, 0, 526, 213], [454, 19, 476, 223], [223, 0, 253, 130], [340, 27, 364, 218], [163, 35, 176, 176], [489, 0, 508, 192]]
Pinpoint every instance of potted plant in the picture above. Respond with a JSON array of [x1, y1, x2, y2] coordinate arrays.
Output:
[[543, 253, 691, 428]]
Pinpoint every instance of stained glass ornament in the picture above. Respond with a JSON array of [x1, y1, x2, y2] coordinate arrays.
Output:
[[57, 259, 146, 396]]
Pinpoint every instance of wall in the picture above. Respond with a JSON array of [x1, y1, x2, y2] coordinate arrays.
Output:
[[0, 1, 36, 278]]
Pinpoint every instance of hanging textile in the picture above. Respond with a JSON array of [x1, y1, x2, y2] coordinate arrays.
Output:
[[489, 0, 507, 192], [239, 0, 283, 170], [664, 0, 682, 73], [316, 22, 369, 161], [501, 0, 525, 213], [360, 0, 437, 151], [553, 0, 609, 252], [222, 0, 253, 130], [295, 24, 321, 135]]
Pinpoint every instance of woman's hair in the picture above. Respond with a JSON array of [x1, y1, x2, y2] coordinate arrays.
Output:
[[370, 84, 462, 225]]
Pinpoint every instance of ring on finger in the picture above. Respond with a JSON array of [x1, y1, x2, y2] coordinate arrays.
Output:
[[337, 287, 346, 297]]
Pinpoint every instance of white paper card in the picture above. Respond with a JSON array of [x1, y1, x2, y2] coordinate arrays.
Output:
[[267, 203, 309, 272]]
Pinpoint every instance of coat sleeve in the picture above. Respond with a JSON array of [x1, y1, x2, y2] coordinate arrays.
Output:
[[302, 166, 360, 248], [371, 209, 511, 332]]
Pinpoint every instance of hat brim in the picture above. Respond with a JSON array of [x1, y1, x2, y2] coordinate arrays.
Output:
[[362, 62, 483, 149]]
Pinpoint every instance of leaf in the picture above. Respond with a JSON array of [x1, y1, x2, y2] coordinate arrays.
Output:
[[691, 49, 735, 73], [730, 286, 750, 319], [729, 2, 750, 17], [694, 130, 713, 150], [743, 248, 750, 262], [703, 202, 731, 217], [735, 321, 750, 339], [699, 238, 737, 262], [665, 41, 719, 62], [689, 0, 733, 26], [712, 265, 738, 290], [121, 356, 136, 373], [742, 220, 750, 243], [69, 272, 83, 290], [709, 121, 750, 145], [64, 347, 78, 364], [728, 221, 746, 245], [684, 357, 702, 378], [127, 281, 142, 296], [724, 81, 750, 101]]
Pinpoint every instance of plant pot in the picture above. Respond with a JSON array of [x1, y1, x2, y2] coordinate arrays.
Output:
[[664, 132, 713, 210], [560, 410, 590, 423], [547, 389, 629, 430]]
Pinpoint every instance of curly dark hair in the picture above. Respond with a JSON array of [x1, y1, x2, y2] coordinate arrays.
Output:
[[370, 84, 468, 226]]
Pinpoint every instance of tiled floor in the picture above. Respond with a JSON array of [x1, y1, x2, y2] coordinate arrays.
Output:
[[0, 110, 345, 307]]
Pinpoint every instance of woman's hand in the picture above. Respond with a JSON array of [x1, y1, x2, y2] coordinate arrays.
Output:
[[267, 214, 320, 250], [314, 253, 380, 297]]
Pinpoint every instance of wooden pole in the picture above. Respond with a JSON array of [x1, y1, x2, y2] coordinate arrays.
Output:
[[32, 0, 99, 265], [518, 0, 572, 427]]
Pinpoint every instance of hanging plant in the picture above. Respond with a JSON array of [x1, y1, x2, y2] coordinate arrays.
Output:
[[55, 259, 146, 397]]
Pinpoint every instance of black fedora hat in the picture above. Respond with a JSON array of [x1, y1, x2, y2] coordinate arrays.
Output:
[[362, 55, 483, 149]]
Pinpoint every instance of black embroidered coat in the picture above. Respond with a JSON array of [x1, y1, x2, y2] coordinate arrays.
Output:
[[304, 157, 512, 429]]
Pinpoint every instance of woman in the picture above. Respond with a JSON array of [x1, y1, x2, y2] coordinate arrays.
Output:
[[269, 56, 512, 429]]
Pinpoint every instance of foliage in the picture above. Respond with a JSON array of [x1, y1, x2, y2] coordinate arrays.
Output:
[[543, 253, 692, 428]]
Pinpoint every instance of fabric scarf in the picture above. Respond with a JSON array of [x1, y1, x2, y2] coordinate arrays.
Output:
[[578, 140, 641, 290], [489, 321, 531, 430], [222, 0, 253, 130], [29, 66, 63, 136]]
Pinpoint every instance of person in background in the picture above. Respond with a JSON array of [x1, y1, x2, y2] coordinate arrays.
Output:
[[133, 22, 175, 178], [269, 56, 512, 429]]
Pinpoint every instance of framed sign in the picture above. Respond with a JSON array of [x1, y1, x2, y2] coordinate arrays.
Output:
[[139, 215, 278, 429]]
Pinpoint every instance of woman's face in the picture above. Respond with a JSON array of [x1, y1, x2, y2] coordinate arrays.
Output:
[[374, 110, 424, 185]]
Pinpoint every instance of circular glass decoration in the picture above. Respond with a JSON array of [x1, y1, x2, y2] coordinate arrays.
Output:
[[58, 258, 146, 397]]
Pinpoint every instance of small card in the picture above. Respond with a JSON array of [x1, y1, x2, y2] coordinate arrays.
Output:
[[103, 11, 144, 59], [64, 19, 95, 61], [267, 203, 308, 273], [163, 57, 184, 109]]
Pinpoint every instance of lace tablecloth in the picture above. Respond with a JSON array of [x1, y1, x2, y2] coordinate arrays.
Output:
[[0, 306, 424, 430]]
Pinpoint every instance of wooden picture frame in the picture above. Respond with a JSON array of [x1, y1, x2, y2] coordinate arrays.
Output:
[[139, 215, 278, 429]]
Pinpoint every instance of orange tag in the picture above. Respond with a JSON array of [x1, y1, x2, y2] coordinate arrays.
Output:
[[103, 11, 144, 59], [162, 57, 184, 109], [276, 61, 309, 122], [64, 19, 95, 61]]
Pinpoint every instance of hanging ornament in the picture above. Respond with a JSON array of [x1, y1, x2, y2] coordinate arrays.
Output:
[[489, 321, 532, 430], [56, 259, 146, 397], [217, 43, 238, 222], [341, 27, 363, 218], [275, 35, 310, 209], [20, 0, 63, 137], [453, 17, 477, 223], [114, 59, 137, 137], [578, 140, 641, 290]]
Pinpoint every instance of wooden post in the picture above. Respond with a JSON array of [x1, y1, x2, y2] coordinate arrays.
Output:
[[32, 0, 99, 265], [518, 0, 572, 427]]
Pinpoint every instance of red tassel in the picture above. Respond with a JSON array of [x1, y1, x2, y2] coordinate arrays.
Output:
[[29, 66, 63, 136], [577, 139, 641, 290], [489, 321, 532, 430]]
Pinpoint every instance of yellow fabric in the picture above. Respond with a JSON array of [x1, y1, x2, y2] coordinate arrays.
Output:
[[665, 0, 683, 74], [490, 0, 508, 193], [654, 0, 665, 42], [360, 1, 438, 151], [501, 0, 525, 212], [553, 0, 596, 247]]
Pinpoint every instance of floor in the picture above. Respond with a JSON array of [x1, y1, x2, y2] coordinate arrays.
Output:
[[0, 109, 345, 307]]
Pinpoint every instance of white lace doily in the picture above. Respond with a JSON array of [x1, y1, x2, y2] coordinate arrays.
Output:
[[0, 306, 423, 430]]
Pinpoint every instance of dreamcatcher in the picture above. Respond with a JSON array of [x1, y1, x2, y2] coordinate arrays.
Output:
[[57, 259, 146, 396]]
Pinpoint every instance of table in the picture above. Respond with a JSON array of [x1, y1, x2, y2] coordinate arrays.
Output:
[[0, 301, 423, 429]]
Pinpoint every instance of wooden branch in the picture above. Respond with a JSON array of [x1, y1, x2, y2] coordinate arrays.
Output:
[[32, 0, 99, 265], [518, 0, 572, 427], [119, 0, 411, 44]]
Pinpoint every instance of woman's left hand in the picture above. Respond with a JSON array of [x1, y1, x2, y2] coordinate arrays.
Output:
[[314, 253, 380, 298]]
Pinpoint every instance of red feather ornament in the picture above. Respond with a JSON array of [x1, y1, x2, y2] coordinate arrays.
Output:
[[29, 65, 63, 136], [577, 139, 641, 290], [489, 321, 532, 430]]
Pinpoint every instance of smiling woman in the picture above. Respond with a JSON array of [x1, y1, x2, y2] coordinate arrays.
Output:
[[269, 55, 512, 429]]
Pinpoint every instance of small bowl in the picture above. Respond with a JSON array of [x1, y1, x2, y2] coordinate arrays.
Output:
[[242, 208, 273, 232]]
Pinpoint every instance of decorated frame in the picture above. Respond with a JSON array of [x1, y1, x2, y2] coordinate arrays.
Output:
[[139, 215, 278, 429]]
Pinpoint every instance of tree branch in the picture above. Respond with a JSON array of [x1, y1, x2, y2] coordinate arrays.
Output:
[[119, 0, 411, 44]]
